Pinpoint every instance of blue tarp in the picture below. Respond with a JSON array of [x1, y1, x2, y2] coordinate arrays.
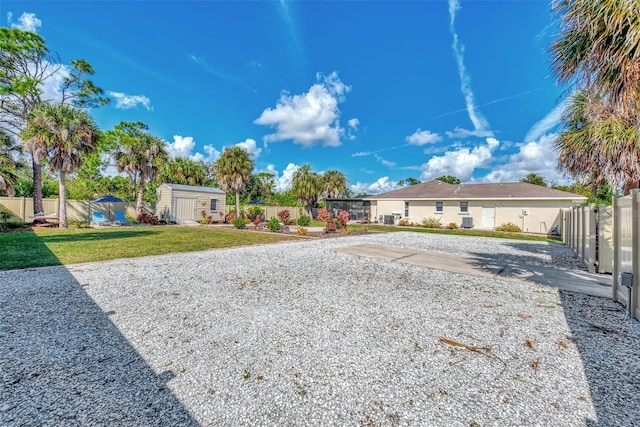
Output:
[[247, 200, 265, 205]]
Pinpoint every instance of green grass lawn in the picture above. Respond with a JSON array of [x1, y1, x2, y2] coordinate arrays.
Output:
[[0, 225, 298, 270]]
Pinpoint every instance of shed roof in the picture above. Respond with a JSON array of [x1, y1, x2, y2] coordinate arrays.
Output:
[[159, 183, 225, 194], [366, 180, 587, 200]]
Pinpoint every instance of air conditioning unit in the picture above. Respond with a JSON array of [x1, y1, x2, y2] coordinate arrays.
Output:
[[383, 215, 395, 225]]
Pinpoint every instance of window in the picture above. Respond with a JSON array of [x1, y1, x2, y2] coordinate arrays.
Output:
[[460, 201, 469, 213], [210, 198, 218, 211], [435, 201, 443, 213], [404, 201, 409, 217]]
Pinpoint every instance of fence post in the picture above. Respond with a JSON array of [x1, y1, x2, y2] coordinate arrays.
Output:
[[632, 189, 640, 319], [587, 204, 596, 273], [613, 197, 620, 301]]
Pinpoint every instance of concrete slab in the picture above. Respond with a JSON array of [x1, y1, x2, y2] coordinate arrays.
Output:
[[335, 244, 612, 298]]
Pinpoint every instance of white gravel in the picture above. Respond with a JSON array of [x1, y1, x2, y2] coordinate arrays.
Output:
[[2, 232, 640, 426]]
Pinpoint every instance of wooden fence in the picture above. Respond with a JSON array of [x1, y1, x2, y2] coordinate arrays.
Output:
[[0, 197, 153, 223], [564, 191, 638, 320]]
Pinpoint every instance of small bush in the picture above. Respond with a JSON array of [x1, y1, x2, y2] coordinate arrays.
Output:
[[69, 220, 91, 229], [398, 219, 411, 226], [337, 210, 349, 229], [233, 217, 246, 229], [266, 217, 281, 232], [323, 219, 337, 233], [447, 222, 459, 229], [316, 208, 332, 222], [421, 217, 442, 229], [297, 226, 308, 236], [297, 215, 311, 226], [360, 226, 369, 233], [341, 228, 352, 235], [495, 222, 522, 232], [137, 212, 159, 224], [277, 209, 290, 223], [247, 205, 264, 220], [226, 212, 237, 223]]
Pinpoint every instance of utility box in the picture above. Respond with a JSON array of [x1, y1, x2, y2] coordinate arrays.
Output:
[[461, 217, 473, 229], [383, 215, 395, 225]]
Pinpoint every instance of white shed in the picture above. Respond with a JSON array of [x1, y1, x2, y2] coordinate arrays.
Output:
[[156, 183, 226, 224]]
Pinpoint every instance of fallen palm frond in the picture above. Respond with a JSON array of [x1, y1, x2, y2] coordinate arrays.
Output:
[[438, 337, 492, 358]]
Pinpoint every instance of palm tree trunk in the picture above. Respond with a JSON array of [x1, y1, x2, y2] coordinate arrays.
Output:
[[235, 191, 241, 219], [32, 156, 44, 216], [136, 176, 146, 214], [58, 171, 67, 229]]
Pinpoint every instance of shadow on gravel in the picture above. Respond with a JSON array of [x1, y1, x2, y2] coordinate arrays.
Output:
[[558, 292, 640, 426], [0, 233, 197, 426]]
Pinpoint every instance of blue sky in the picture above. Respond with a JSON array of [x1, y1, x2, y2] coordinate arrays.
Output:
[[3, 1, 569, 194]]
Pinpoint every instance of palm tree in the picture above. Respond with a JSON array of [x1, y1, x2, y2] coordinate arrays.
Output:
[[292, 164, 321, 214], [0, 131, 23, 197], [20, 103, 98, 228], [320, 170, 347, 199], [159, 157, 209, 186], [550, 0, 640, 193], [213, 146, 254, 216], [111, 122, 168, 213]]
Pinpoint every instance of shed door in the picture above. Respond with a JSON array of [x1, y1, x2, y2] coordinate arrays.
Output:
[[482, 204, 495, 229], [175, 197, 197, 221]]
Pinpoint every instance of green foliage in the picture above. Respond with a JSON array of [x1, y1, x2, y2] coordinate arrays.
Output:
[[292, 164, 321, 211], [321, 170, 347, 199], [436, 175, 460, 185], [158, 157, 212, 187], [269, 190, 301, 207], [214, 146, 254, 216], [421, 217, 442, 229], [398, 177, 422, 187], [297, 214, 311, 226], [495, 222, 522, 232], [266, 217, 281, 232], [247, 205, 264, 220], [520, 173, 547, 187], [233, 217, 246, 229]]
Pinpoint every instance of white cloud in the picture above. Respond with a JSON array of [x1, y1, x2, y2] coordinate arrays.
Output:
[[352, 151, 371, 157], [254, 71, 351, 147], [484, 133, 568, 183], [166, 135, 220, 163], [420, 137, 499, 182], [108, 91, 152, 111], [11, 12, 42, 32], [375, 154, 396, 168], [406, 129, 442, 146], [524, 100, 568, 143], [445, 127, 494, 139], [350, 176, 399, 195], [448, 0, 490, 132], [236, 138, 262, 158], [348, 118, 359, 129], [37, 63, 70, 103], [266, 163, 299, 192]]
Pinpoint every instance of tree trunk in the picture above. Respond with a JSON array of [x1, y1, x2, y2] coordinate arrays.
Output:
[[136, 176, 146, 214], [58, 171, 68, 229], [235, 191, 241, 219], [32, 156, 44, 216], [623, 180, 639, 196]]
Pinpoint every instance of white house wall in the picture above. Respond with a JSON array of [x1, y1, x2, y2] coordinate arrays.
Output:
[[373, 199, 570, 232]]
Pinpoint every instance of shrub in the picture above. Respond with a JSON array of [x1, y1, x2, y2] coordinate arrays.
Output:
[[266, 217, 281, 232], [398, 219, 411, 226], [495, 222, 522, 232], [341, 228, 352, 235], [69, 220, 91, 229], [297, 226, 308, 236], [297, 215, 311, 226], [323, 219, 337, 233], [421, 217, 442, 229], [277, 209, 290, 223], [316, 208, 332, 222], [360, 226, 369, 233], [233, 217, 246, 229], [447, 222, 459, 229], [247, 205, 264, 220], [226, 212, 237, 223], [137, 212, 159, 224], [337, 210, 349, 229]]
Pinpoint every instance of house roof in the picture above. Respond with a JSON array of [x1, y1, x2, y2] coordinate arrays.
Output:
[[159, 183, 225, 194], [366, 180, 587, 201]]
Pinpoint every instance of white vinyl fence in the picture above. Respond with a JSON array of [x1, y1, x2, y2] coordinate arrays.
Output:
[[564, 190, 639, 320]]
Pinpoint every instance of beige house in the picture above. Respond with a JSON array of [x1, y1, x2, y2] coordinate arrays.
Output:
[[366, 180, 586, 234], [156, 183, 226, 224]]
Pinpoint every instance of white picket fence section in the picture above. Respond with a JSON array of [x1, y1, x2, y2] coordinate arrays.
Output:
[[564, 190, 639, 320]]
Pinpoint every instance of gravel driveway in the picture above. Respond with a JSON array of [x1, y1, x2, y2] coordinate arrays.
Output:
[[2, 232, 640, 426]]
